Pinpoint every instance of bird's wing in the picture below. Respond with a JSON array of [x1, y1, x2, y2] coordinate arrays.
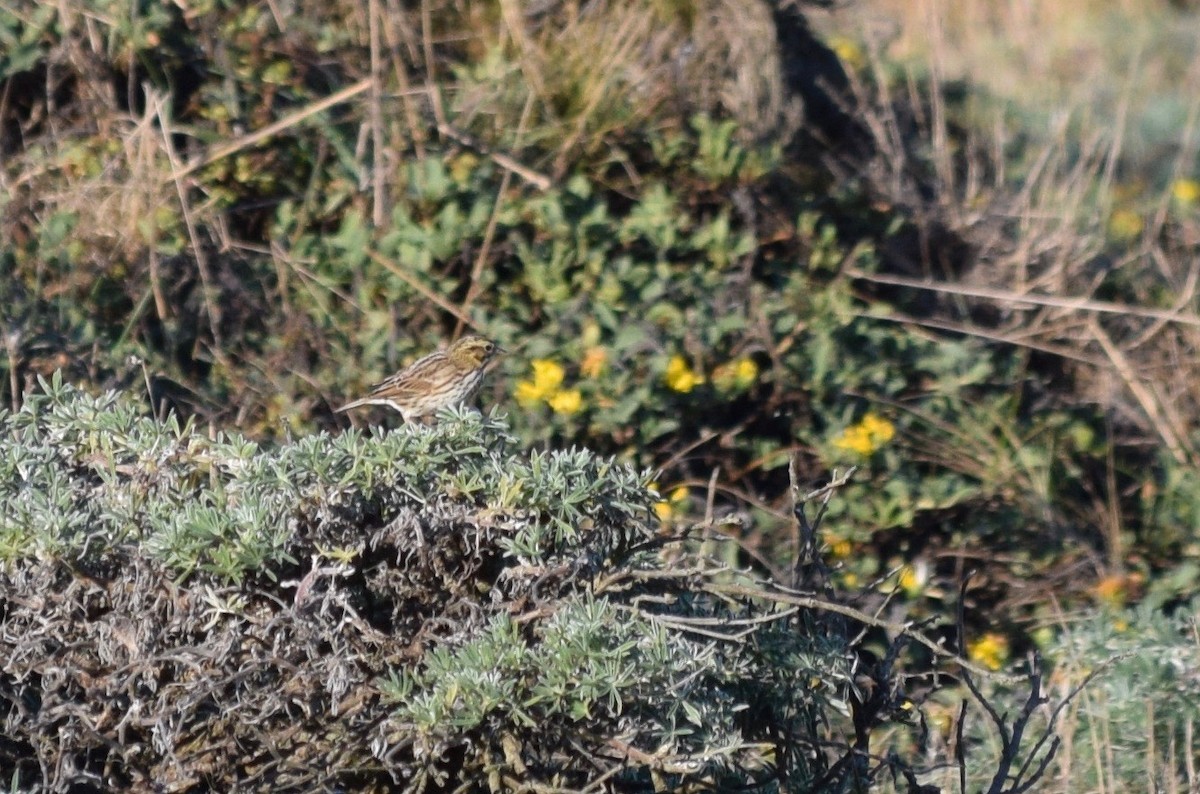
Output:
[[336, 351, 443, 412]]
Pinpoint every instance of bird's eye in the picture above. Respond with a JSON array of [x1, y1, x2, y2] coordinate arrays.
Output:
[[485, 342, 495, 353]]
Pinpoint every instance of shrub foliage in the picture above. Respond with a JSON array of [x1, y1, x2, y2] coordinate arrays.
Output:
[[0, 380, 868, 790]]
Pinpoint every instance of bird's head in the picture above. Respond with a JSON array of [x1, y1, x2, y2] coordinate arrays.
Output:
[[447, 335, 505, 370]]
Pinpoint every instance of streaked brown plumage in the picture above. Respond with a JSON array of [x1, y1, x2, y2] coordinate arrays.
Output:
[[336, 335, 504, 421]]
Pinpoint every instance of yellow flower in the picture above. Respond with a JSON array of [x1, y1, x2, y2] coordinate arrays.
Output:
[[580, 347, 608, 379], [967, 633, 1010, 671], [514, 381, 543, 408], [652, 484, 689, 523], [449, 152, 480, 184], [833, 427, 872, 455], [713, 356, 759, 393], [827, 34, 866, 72], [897, 564, 925, 597], [665, 355, 704, 393], [828, 538, 853, 560], [832, 412, 896, 456], [547, 388, 582, 416], [515, 359, 566, 407], [1107, 208, 1143, 242], [860, 413, 895, 443], [734, 357, 758, 387], [530, 359, 564, 392], [1172, 178, 1200, 206]]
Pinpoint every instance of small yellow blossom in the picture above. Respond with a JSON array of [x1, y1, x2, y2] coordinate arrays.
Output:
[[514, 381, 543, 408], [580, 347, 608, 379], [832, 412, 896, 456], [734, 357, 758, 386], [828, 537, 854, 560], [834, 428, 874, 455], [515, 359, 566, 407], [449, 152, 480, 184], [665, 355, 704, 393], [713, 356, 759, 393], [652, 484, 689, 522], [827, 34, 866, 72], [1172, 178, 1200, 206], [547, 388, 582, 416], [861, 413, 895, 442], [530, 359, 564, 392], [967, 633, 1010, 671], [897, 565, 921, 597], [1107, 208, 1143, 242]]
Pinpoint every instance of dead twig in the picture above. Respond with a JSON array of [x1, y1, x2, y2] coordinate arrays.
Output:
[[153, 89, 224, 356], [453, 91, 534, 338], [366, 249, 474, 327], [165, 79, 374, 184], [789, 459, 855, 591], [845, 268, 1200, 329], [1087, 315, 1192, 465]]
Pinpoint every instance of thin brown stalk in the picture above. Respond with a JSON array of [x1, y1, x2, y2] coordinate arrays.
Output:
[[550, 10, 650, 178], [846, 268, 1200, 328], [855, 310, 1108, 367], [369, 0, 386, 227], [366, 249, 473, 327], [435, 121, 552, 190], [420, 0, 443, 128], [382, 0, 427, 161], [707, 580, 1018, 681], [453, 92, 535, 338], [497, 0, 546, 100], [165, 78, 373, 184], [1087, 316, 1191, 465], [4, 326, 20, 413], [154, 90, 224, 354]]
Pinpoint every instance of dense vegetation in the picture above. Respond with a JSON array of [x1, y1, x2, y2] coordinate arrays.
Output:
[[2, 0, 1199, 790]]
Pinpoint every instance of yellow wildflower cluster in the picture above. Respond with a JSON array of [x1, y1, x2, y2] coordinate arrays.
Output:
[[651, 484, 690, 522], [967, 632, 1010, 671], [832, 412, 896, 456], [515, 359, 582, 416], [1172, 178, 1200, 206], [712, 357, 759, 393], [665, 355, 704, 393]]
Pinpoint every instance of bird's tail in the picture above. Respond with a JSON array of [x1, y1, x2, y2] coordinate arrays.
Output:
[[334, 399, 366, 413]]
